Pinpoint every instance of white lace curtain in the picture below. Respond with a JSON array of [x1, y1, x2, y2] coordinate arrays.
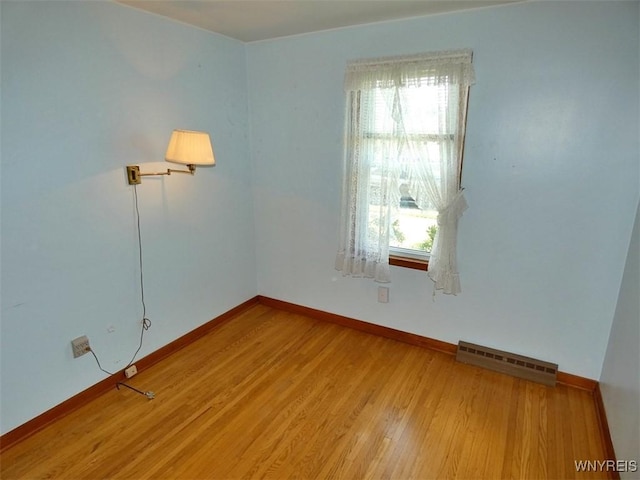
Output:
[[335, 49, 474, 294]]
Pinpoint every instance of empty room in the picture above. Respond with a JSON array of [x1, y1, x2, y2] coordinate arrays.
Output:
[[1, 0, 638, 478]]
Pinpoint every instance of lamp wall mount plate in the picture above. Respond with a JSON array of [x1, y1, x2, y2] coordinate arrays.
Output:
[[127, 166, 142, 185]]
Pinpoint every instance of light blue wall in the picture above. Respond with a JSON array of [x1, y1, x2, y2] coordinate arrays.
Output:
[[2, 0, 638, 439], [0, 1, 257, 434], [247, 1, 640, 379], [600, 201, 639, 472]]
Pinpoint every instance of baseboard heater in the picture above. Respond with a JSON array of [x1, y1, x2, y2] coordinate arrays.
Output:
[[456, 341, 558, 387]]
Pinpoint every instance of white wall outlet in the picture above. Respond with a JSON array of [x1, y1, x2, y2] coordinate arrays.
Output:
[[378, 286, 389, 303], [71, 335, 90, 358], [124, 365, 138, 378]]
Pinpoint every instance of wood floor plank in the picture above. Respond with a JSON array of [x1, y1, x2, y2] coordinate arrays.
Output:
[[0, 304, 613, 479]]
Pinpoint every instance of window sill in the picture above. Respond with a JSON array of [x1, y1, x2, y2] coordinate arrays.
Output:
[[389, 255, 428, 271]]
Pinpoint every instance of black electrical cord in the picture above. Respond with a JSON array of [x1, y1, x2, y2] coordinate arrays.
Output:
[[126, 183, 152, 369], [116, 381, 155, 399], [89, 183, 153, 399]]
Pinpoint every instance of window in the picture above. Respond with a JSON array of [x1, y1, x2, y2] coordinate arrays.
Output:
[[365, 85, 449, 260], [335, 50, 474, 295]]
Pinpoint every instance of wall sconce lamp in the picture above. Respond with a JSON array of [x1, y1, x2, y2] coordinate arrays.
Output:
[[126, 129, 215, 185]]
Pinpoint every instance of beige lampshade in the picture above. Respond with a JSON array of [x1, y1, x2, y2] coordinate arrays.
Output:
[[164, 129, 215, 166]]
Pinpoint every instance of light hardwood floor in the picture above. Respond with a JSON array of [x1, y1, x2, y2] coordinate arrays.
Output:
[[1, 305, 612, 479]]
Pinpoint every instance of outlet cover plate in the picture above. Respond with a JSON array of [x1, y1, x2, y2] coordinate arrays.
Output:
[[71, 335, 90, 358], [378, 286, 389, 303]]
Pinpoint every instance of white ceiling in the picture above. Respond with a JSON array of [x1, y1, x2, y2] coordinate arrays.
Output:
[[116, 0, 520, 42]]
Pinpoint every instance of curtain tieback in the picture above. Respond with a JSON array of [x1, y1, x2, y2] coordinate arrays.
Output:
[[436, 190, 468, 226]]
